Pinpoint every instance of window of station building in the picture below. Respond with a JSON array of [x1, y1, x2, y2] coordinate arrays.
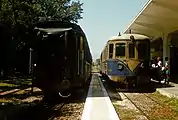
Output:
[[109, 44, 113, 58], [129, 43, 135, 58], [137, 43, 148, 59], [115, 43, 125, 57]]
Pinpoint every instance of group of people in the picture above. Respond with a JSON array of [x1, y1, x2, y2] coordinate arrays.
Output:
[[150, 56, 169, 84]]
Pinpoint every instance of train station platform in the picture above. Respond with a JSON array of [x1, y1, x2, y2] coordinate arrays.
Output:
[[156, 82, 178, 99], [81, 73, 120, 120]]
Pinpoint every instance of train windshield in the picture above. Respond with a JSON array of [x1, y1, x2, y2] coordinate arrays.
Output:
[[115, 43, 125, 57], [137, 42, 149, 59]]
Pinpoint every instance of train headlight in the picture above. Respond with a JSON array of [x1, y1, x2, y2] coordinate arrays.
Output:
[[117, 63, 124, 71]]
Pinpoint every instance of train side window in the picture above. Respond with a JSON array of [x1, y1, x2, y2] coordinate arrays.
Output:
[[115, 43, 125, 57], [80, 36, 84, 75], [109, 44, 113, 58], [80, 36, 84, 50], [129, 43, 135, 58]]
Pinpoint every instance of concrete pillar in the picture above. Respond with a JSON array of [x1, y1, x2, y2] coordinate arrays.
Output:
[[162, 33, 170, 64]]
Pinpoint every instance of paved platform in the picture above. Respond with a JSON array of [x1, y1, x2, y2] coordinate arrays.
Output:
[[156, 82, 178, 99], [81, 73, 120, 120]]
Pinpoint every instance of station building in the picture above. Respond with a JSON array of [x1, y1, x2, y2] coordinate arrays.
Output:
[[123, 0, 178, 83]]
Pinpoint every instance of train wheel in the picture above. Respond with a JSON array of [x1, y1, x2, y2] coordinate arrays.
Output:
[[58, 79, 72, 98]]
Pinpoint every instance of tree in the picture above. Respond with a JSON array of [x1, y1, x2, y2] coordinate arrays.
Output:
[[0, 0, 84, 55], [0, 0, 83, 29], [0, 0, 84, 79], [37, 0, 83, 23]]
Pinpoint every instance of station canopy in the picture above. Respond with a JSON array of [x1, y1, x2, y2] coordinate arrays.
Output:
[[123, 0, 178, 37]]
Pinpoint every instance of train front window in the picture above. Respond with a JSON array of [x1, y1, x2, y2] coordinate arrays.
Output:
[[129, 43, 135, 58], [115, 43, 125, 57], [137, 43, 148, 59]]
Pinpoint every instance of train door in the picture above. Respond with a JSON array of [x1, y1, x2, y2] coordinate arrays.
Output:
[[127, 42, 138, 72], [170, 46, 178, 83], [137, 40, 150, 68]]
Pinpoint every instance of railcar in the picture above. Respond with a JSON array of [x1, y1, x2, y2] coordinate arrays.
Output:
[[100, 33, 151, 87], [29, 21, 92, 101]]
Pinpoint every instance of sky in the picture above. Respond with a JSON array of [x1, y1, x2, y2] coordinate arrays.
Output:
[[78, 0, 148, 60]]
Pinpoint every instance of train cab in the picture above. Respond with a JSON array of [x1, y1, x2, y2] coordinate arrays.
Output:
[[100, 33, 151, 87]]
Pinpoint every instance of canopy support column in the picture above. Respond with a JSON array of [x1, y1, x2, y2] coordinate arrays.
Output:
[[162, 33, 170, 64]]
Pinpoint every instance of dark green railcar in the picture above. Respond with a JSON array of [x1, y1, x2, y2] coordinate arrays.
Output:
[[30, 21, 92, 101]]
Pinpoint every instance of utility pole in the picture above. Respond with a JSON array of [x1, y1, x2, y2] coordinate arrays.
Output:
[[29, 48, 33, 76]]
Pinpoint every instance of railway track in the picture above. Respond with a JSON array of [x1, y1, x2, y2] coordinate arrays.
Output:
[[142, 93, 165, 107], [0, 86, 41, 97], [122, 93, 150, 120], [0, 86, 89, 120], [121, 92, 172, 120], [48, 102, 66, 120], [0, 92, 85, 120], [101, 78, 178, 120], [0, 76, 91, 120]]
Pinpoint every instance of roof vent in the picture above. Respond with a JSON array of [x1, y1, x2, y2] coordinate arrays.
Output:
[[118, 32, 121, 36]]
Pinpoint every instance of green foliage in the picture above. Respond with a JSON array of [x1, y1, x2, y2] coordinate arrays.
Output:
[[0, 0, 83, 79], [0, 0, 83, 28]]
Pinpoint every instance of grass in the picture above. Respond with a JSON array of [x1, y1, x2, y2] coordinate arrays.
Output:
[[0, 98, 14, 103], [0, 97, 22, 105], [0, 83, 18, 87], [113, 104, 143, 120], [147, 92, 178, 120], [112, 91, 178, 120], [14, 90, 26, 95], [0, 78, 32, 92], [0, 83, 19, 92], [149, 91, 178, 112]]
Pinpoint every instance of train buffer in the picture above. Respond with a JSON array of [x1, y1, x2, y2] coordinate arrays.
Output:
[[81, 73, 120, 120]]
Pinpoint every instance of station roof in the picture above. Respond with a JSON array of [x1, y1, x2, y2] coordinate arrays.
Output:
[[123, 0, 178, 37]]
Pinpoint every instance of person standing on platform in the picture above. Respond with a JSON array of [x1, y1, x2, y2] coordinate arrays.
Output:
[[156, 57, 162, 83], [164, 57, 170, 85]]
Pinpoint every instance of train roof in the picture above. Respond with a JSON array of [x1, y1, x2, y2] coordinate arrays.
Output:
[[34, 27, 72, 35], [101, 33, 150, 54], [33, 20, 85, 35], [33, 20, 92, 62], [108, 33, 150, 41]]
